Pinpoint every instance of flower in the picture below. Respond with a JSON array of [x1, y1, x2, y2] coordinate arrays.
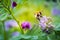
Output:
[[12, 31, 20, 37], [39, 16, 48, 30], [47, 22, 54, 30], [21, 21, 31, 29], [40, 16, 48, 23], [4, 20, 18, 31], [12, 1, 17, 8], [52, 7, 60, 15], [39, 16, 54, 30], [40, 23, 46, 30], [39, 15, 54, 34]]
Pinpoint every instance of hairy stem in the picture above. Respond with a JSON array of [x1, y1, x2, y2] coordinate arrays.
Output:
[[2, 3, 24, 34]]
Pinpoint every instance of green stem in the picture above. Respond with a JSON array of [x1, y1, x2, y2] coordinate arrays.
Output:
[[2, 21, 8, 40], [47, 36, 51, 40], [2, 3, 24, 34], [8, 7, 24, 34], [0, 3, 8, 40]]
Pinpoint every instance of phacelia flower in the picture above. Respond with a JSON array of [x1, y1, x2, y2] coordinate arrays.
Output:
[[40, 23, 47, 30], [21, 21, 31, 30], [40, 16, 48, 23], [52, 7, 60, 15], [12, 31, 20, 37], [39, 16, 48, 30], [12, 1, 17, 8], [47, 22, 54, 30], [4, 20, 18, 31], [35, 11, 54, 34], [39, 16, 54, 31]]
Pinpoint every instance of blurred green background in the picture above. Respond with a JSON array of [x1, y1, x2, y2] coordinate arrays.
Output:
[[0, 0, 60, 40]]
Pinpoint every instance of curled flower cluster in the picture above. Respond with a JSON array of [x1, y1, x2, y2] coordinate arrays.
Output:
[[35, 12, 54, 34]]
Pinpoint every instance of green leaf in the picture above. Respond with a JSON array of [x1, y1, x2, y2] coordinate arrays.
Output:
[[38, 34, 47, 40], [0, 22, 3, 34], [0, 13, 8, 21], [2, 0, 11, 8], [21, 35, 31, 39], [26, 24, 41, 35], [54, 24, 60, 31], [31, 36, 38, 40], [9, 34, 31, 40], [0, 35, 4, 40], [47, 36, 51, 40], [9, 33, 22, 40]]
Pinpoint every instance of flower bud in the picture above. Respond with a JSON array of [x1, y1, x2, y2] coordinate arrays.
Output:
[[12, 1, 17, 8], [21, 21, 31, 30]]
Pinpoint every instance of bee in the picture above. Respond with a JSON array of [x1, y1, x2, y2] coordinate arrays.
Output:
[[34, 11, 42, 21]]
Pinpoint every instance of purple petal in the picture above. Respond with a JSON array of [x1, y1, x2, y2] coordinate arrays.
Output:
[[12, 32, 20, 37], [40, 16, 48, 23], [52, 7, 60, 15], [12, 1, 17, 8], [21, 21, 31, 29], [40, 23, 46, 30], [4, 20, 18, 31]]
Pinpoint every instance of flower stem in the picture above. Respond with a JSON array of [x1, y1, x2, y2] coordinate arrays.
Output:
[[8, 8, 24, 34], [2, 3, 24, 34]]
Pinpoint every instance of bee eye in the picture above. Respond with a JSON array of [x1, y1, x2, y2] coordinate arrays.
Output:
[[37, 14, 40, 17]]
